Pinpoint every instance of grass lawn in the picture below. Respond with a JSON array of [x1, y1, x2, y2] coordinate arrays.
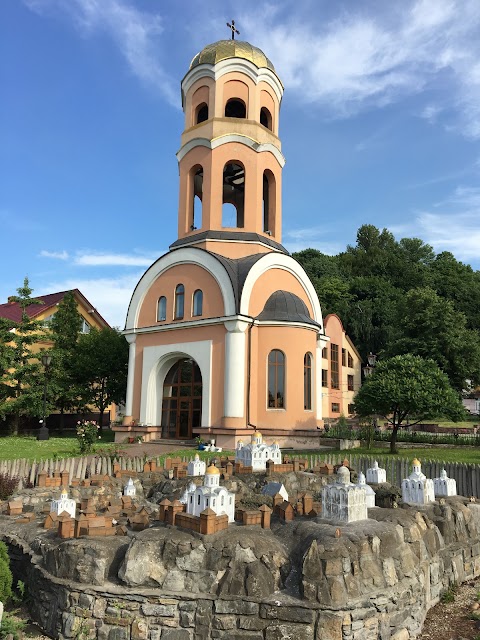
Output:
[[0, 430, 117, 461]]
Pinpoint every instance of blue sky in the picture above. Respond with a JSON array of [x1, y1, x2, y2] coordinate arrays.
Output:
[[2, 0, 480, 327]]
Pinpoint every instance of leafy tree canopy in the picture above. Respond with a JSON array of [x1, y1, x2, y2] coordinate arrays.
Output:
[[354, 354, 465, 453]]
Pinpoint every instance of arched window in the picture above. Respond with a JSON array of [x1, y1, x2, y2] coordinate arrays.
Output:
[[260, 107, 272, 130], [304, 352, 313, 410], [225, 98, 246, 118], [157, 296, 167, 322], [192, 289, 203, 316], [191, 166, 203, 230], [222, 161, 245, 228], [262, 170, 275, 233], [196, 103, 208, 124], [268, 350, 285, 408], [174, 284, 185, 320]]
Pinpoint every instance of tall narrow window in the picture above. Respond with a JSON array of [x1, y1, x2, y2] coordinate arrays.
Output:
[[322, 346, 327, 359], [192, 289, 203, 316], [268, 350, 285, 408], [191, 166, 203, 231], [225, 98, 246, 118], [342, 348, 346, 366], [174, 284, 185, 320], [347, 374, 354, 391], [304, 352, 312, 410], [157, 296, 167, 322], [348, 352, 354, 368], [322, 369, 328, 387], [331, 344, 339, 389], [263, 170, 275, 234], [222, 161, 245, 228]]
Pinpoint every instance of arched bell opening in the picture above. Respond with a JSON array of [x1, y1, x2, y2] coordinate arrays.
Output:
[[195, 102, 208, 124], [225, 98, 246, 119], [161, 358, 202, 439], [190, 165, 203, 231], [260, 106, 273, 130], [263, 169, 276, 234], [222, 161, 245, 228]]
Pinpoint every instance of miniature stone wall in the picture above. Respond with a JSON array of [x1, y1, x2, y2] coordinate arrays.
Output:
[[3, 498, 480, 640]]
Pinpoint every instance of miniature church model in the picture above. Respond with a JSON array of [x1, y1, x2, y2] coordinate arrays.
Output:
[[50, 487, 76, 519], [185, 464, 235, 522], [366, 460, 386, 484], [434, 469, 457, 497], [118, 34, 338, 450], [356, 472, 376, 509], [322, 466, 368, 524], [124, 478, 136, 497], [235, 431, 281, 471], [188, 454, 206, 476], [401, 458, 435, 505]]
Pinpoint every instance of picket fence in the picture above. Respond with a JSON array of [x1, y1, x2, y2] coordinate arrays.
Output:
[[1, 452, 480, 498]]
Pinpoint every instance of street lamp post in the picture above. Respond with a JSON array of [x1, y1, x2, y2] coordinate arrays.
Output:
[[363, 352, 378, 429], [37, 354, 52, 441]]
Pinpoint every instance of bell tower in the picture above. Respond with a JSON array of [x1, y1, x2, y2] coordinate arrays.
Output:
[[173, 39, 286, 258]]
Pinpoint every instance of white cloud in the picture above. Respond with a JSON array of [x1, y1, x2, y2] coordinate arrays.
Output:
[[40, 273, 142, 328], [420, 104, 443, 124], [39, 249, 69, 260], [24, 0, 177, 105], [73, 251, 161, 267], [245, 0, 480, 137], [283, 227, 344, 255]]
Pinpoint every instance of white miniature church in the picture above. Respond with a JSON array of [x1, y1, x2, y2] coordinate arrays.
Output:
[[185, 464, 235, 522], [401, 458, 435, 505], [124, 478, 136, 497], [50, 487, 76, 519], [322, 465, 368, 524], [357, 472, 376, 509], [434, 469, 457, 497], [235, 431, 281, 472], [366, 460, 386, 484], [188, 454, 206, 477]]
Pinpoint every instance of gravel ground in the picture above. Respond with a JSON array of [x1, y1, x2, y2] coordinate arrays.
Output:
[[420, 578, 480, 640]]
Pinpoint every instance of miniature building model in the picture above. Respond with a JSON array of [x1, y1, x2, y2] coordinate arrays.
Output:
[[50, 488, 76, 519], [261, 481, 288, 502], [366, 460, 386, 484], [185, 464, 235, 522], [356, 472, 376, 509], [322, 466, 368, 524], [434, 469, 457, 497], [187, 454, 206, 476], [123, 478, 136, 497], [235, 432, 281, 471], [401, 459, 435, 505], [117, 35, 363, 450]]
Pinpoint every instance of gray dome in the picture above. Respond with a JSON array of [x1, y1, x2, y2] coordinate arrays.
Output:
[[256, 290, 320, 327]]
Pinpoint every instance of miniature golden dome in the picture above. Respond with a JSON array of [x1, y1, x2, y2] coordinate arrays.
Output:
[[253, 430, 262, 438], [206, 464, 220, 475], [190, 40, 276, 73], [412, 458, 421, 466]]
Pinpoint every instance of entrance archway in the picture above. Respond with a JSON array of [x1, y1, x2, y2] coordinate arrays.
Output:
[[161, 358, 202, 439]]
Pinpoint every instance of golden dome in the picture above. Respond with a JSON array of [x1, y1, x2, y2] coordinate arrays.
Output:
[[412, 458, 421, 466], [206, 464, 220, 475], [253, 430, 262, 438], [190, 40, 276, 73]]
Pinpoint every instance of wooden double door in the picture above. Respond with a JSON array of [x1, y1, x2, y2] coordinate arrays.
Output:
[[161, 358, 202, 439]]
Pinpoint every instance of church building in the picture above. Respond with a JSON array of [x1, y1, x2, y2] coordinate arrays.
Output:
[[116, 37, 361, 448]]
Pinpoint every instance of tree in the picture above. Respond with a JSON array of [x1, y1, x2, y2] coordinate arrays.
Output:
[[73, 328, 129, 429], [386, 287, 480, 392], [0, 278, 45, 434], [354, 354, 465, 453], [49, 292, 83, 431]]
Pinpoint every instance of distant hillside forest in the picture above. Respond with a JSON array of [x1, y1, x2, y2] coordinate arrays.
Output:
[[293, 224, 480, 394]]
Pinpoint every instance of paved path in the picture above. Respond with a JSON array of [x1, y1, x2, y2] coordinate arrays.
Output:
[[110, 441, 198, 458]]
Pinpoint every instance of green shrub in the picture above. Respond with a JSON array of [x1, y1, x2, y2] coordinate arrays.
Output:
[[0, 473, 19, 501], [0, 541, 13, 603], [76, 420, 101, 454], [0, 612, 26, 640]]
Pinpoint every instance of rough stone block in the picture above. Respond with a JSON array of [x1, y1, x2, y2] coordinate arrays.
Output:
[[238, 616, 269, 631], [161, 630, 192, 639], [108, 628, 129, 640], [141, 604, 177, 617], [265, 622, 314, 640], [214, 600, 258, 615], [212, 615, 236, 630], [315, 612, 343, 640], [260, 604, 314, 624], [390, 629, 409, 640], [79, 593, 94, 609]]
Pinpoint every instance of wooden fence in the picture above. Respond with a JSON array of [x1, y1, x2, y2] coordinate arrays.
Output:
[[1, 452, 479, 498]]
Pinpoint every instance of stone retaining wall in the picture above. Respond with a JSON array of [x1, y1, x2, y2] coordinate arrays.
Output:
[[5, 502, 480, 640]]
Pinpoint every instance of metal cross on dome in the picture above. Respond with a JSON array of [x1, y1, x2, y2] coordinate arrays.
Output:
[[227, 19, 240, 40]]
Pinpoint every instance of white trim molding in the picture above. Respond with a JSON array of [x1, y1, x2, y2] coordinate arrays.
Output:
[[176, 135, 285, 167], [141, 340, 213, 428], [239, 253, 324, 329], [125, 247, 236, 330]]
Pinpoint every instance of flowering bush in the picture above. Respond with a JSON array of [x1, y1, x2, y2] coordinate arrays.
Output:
[[76, 420, 101, 454]]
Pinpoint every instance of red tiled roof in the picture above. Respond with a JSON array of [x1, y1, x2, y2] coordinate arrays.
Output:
[[0, 289, 110, 328]]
